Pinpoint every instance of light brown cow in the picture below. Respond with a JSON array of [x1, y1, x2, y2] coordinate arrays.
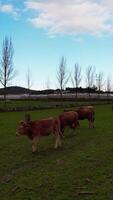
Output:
[[16, 117, 62, 153], [59, 111, 80, 136]]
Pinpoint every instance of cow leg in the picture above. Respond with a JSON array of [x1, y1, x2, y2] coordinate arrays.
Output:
[[60, 128, 65, 139], [60, 131, 64, 139], [54, 136, 58, 149], [58, 134, 62, 147], [93, 122, 95, 128], [54, 134, 61, 149], [71, 123, 76, 129], [92, 121, 94, 128], [89, 119, 94, 128], [89, 120, 91, 128], [32, 137, 39, 153], [89, 114, 95, 128]]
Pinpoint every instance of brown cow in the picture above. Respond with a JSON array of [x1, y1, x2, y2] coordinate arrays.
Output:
[[59, 111, 79, 136], [16, 117, 62, 153], [64, 106, 94, 113], [75, 106, 95, 128]]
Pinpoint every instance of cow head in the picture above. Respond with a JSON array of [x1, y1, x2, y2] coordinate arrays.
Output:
[[16, 121, 31, 136]]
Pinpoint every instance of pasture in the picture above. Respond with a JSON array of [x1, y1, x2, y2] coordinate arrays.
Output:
[[0, 99, 111, 111], [0, 104, 113, 200]]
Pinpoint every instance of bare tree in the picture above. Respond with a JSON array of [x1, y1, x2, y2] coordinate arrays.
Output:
[[0, 37, 16, 106], [96, 72, 105, 97], [106, 75, 112, 97], [86, 66, 95, 97], [71, 63, 82, 99], [57, 56, 70, 104], [46, 77, 50, 90], [26, 68, 33, 98]]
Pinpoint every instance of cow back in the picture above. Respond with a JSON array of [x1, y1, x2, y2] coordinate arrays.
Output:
[[29, 117, 60, 137], [75, 107, 94, 121]]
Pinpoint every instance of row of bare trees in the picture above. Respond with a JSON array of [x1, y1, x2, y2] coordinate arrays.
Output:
[[57, 56, 112, 100], [0, 37, 112, 106]]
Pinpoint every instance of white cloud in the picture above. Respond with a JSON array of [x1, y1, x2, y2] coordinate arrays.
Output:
[[0, 2, 18, 17], [25, 0, 113, 37]]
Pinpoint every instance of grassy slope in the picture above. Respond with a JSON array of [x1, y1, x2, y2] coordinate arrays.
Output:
[[0, 105, 113, 200]]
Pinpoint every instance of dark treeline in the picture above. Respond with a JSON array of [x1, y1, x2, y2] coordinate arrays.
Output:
[[0, 85, 112, 95]]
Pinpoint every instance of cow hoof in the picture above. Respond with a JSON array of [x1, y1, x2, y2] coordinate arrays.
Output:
[[32, 151, 37, 154]]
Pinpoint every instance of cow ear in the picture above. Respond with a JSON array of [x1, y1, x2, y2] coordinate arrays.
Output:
[[25, 113, 31, 122], [20, 121, 25, 125]]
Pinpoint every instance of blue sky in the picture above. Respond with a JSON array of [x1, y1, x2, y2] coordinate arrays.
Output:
[[0, 0, 113, 90]]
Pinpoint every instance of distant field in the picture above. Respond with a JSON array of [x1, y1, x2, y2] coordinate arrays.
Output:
[[0, 99, 112, 111], [0, 104, 113, 200], [0, 99, 76, 108]]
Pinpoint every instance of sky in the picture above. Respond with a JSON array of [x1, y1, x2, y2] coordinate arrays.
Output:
[[0, 0, 113, 90]]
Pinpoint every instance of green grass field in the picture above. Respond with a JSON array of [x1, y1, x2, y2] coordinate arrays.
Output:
[[0, 104, 113, 200]]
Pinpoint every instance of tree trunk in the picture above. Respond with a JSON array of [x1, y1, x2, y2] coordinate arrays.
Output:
[[4, 85, 7, 109], [75, 88, 78, 104], [60, 90, 63, 106]]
